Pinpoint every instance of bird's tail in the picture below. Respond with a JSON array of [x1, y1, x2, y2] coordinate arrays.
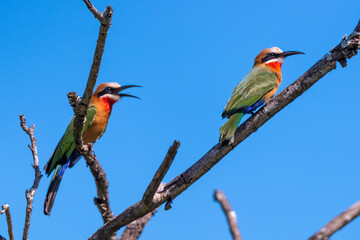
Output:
[[44, 161, 69, 215], [219, 112, 244, 144]]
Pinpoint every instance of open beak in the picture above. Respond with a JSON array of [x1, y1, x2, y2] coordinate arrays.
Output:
[[280, 51, 305, 58], [114, 85, 141, 99]]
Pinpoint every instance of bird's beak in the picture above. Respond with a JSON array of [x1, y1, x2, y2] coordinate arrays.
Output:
[[114, 85, 141, 99], [280, 51, 305, 58]]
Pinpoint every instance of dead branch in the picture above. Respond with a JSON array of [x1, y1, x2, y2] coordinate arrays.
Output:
[[88, 20, 360, 240], [67, 1, 115, 239], [214, 190, 241, 240], [142, 141, 180, 205], [0, 204, 14, 240], [308, 201, 360, 240], [120, 183, 166, 240], [19, 115, 42, 240]]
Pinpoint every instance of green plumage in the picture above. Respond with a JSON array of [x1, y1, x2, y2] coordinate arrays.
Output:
[[44, 105, 97, 175], [220, 65, 278, 143], [43, 105, 97, 215]]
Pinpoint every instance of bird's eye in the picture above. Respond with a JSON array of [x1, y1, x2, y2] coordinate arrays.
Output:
[[269, 53, 275, 57], [106, 87, 112, 91]]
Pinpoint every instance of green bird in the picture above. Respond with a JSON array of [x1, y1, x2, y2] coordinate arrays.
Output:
[[220, 47, 304, 144], [43, 82, 139, 215]]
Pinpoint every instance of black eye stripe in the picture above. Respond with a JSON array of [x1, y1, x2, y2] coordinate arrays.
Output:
[[98, 87, 116, 97], [261, 52, 280, 63]]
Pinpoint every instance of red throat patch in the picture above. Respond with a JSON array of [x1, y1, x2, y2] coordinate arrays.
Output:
[[267, 61, 282, 72], [100, 97, 117, 112]]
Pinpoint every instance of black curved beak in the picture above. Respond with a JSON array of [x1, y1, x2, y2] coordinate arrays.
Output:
[[114, 85, 141, 99], [280, 51, 305, 58]]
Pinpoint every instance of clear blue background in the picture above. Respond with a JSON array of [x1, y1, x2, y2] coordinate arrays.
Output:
[[1, 1, 359, 239]]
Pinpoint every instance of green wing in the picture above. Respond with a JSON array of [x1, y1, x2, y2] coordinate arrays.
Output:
[[222, 67, 277, 118], [44, 105, 97, 175]]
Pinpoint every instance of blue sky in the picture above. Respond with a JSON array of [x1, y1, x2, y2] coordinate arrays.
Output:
[[1, 0, 360, 239]]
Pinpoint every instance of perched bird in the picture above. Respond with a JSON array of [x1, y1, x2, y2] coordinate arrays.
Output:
[[220, 47, 304, 144], [43, 82, 139, 215]]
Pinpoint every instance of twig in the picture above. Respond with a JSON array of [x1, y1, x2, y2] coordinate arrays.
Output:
[[142, 141, 180, 205], [120, 184, 165, 240], [19, 114, 42, 240], [214, 190, 241, 240], [88, 20, 360, 240], [308, 201, 360, 240], [1, 204, 14, 240]]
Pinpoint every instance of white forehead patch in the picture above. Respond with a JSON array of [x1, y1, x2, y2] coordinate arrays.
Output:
[[105, 82, 121, 89], [269, 47, 283, 54]]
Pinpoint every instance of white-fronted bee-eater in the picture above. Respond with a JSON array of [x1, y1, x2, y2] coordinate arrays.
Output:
[[43, 82, 140, 215], [220, 47, 304, 144]]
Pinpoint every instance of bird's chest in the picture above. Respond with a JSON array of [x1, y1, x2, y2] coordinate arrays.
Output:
[[83, 111, 110, 144]]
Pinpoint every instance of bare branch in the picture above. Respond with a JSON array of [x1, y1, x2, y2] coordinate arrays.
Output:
[[88, 20, 360, 240], [68, 1, 115, 239], [120, 184, 165, 240], [308, 201, 360, 240], [214, 190, 241, 240], [1, 204, 14, 240], [142, 141, 180, 205], [19, 115, 43, 240]]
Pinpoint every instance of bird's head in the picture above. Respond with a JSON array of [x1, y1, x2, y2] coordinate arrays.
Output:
[[92, 82, 140, 111], [254, 47, 304, 69]]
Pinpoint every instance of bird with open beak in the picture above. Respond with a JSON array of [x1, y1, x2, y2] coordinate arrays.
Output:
[[220, 47, 304, 144], [43, 82, 140, 215]]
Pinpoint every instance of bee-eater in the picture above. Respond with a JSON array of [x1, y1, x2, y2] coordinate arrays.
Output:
[[220, 47, 304, 144], [43, 82, 139, 215]]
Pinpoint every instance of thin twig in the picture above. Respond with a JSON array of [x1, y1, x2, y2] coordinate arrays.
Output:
[[1, 204, 14, 240], [19, 115, 42, 240], [308, 201, 360, 240], [214, 190, 241, 240], [120, 184, 165, 240], [142, 141, 180, 205], [88, 20, 360, 240], [82, 0, 103, 22]]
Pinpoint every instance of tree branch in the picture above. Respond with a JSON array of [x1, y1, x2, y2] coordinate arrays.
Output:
[[0, 204, 14, 240], [19, 115, 42, 240], [142, 141, 180, 205], [68, 1, 115, 239], [214, 190, 241, 240], [88, 20, 360, 240], [308, 201, 360, 240], [120, 184, 166, 240]]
